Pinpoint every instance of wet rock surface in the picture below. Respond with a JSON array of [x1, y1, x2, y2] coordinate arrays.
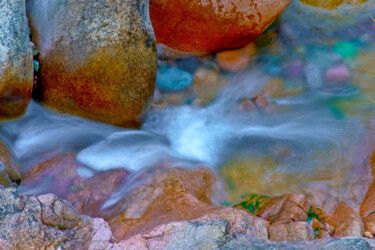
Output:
[[0, 0, 33, 120], [107, 167, 269, 241], [22, 153, 128, 218], [0, 139, 21, 187], [150, 0, 291, 53], [27, 0, 157, 128]]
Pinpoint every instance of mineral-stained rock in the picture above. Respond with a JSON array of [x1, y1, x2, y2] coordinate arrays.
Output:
[[0, 0, 33, 120], [0, 139, 21, 187], [27, 0, 157, 128], [268, 222, 315, 241], [298, 0, 367, 9], [107, 167, 269, 241], [363, 213, 375, 238], [257, 194, 310, 224], [149, 0, 291, 53], [326, 202, 364, 238], [360, 180, 375, 218]]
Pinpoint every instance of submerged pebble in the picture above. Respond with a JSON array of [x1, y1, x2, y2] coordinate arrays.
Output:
[[157, 67, 193, 91]]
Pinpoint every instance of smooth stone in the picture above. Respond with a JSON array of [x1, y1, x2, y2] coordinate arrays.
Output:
[[325, 65, 352, 83], [149, 0, 291, 53], [157, 67, 193, 91]]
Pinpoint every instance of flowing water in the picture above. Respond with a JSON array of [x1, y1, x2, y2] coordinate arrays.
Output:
[[1, 1, 375, 212]]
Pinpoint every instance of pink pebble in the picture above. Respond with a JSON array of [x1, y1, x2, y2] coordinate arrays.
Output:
[[325, 65, 352, 83]]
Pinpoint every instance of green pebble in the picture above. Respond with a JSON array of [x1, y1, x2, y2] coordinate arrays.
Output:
[[156, 67, 193, 91], [334, 41, 357, 59], [33, 60, 39, 72]]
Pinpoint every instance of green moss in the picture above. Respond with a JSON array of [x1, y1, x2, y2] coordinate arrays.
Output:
[[307, 206, 320, 225], [233, 194, 269, 215]]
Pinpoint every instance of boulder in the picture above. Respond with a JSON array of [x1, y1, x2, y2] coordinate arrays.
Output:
[[268, 222, 315, 241], [107, 167, 269, 240], [326, 202, 364, 238], [360, 180, 375, 218], [0, 187, 94, 248], [149, 0, 291, 53], [27, 0, 157, 128], [0, 139, 21, 187], [0, 0, 33, 120]]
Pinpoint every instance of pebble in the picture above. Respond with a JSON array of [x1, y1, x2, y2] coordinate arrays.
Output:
[[156, 67, 193, 91], [334, 41, 357, 59], [325, 65, 352, 83]]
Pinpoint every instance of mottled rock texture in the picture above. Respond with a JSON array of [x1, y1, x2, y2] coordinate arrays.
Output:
[[107, 167, 269, 241], [150, 0, 291, 53], [27, 0, 157, 128], [0, 139, 21, 187], [0, 0, 33, 120]]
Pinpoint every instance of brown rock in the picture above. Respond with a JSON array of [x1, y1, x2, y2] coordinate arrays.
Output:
[[0, 0, 33, 120], [363, 212, 375, 238], [258, 194, 310, 224], [150, 0, 291, 53], [22, 153, 128, 218], [107, 167, 268, 240], [0, 139, 21, 187], [216, 43, 257, 72], [360, 180, 375, 218], [269, 222, 315, 241], [27, 0, 157, 128], [326, 202, 364, 237]]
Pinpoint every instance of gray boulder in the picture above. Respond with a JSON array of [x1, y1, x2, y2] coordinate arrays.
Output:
[[0, 0, 33, 120]]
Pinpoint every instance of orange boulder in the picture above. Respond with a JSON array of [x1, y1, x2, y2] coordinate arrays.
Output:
[[150, 0, 291, 53]]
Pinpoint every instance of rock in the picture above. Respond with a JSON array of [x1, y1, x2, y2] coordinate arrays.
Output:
[[334, 41, 357, 59], [149, 0, 291, 53], [269, 222, 315, 241], [216, 43, 257, 72], [326, 202, 364, 237], [0, 186, 93, 248], [325, 65, 352, 84], [360, 180, 375, 218], [299, 0, 367, 10], [192, 67, 227, 104], [156, 67, 193, 91], [107, 167, 268, 240], [362, 213, 375, 238], [22, 153, 128, 218], [27, 0, 157, 128], [0, 139, 21, 187], [0, 0, 33, 120]]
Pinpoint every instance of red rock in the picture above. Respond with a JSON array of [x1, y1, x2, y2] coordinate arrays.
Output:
[[216, 43, 257, 72], [326, 202, 364, 237], [360, 180, 375, 218], [257, 194, 310, 224], [150, 0, 291, 53], [107, 167, 268, 240]]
